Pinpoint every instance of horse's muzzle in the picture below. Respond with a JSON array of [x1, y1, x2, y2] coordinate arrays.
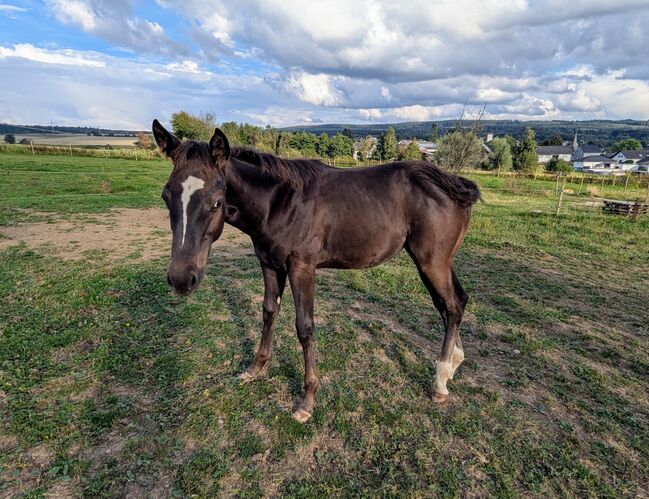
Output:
[[167, 265, 201, 296]]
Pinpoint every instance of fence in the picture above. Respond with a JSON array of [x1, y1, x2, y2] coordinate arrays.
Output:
[[0, 143, 161, 160], [465, 170, 649, 219]]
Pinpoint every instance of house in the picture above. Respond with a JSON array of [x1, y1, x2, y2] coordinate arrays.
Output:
[[396, 140, 438, 159], [573, 144, 601, 160], [537, 145, 573, 164], [572, 144, 603, 169], [608, 149, 649, 164], [582, 155, 616, 168], [353, 136, 377, 160], [634, 156, 649, 174]]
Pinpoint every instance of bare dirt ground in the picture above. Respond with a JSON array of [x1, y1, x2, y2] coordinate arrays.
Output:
[[0, 208, 250, 261]]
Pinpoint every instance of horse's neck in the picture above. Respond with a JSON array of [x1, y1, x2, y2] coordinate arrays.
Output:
[[224, 160, 273, 238]]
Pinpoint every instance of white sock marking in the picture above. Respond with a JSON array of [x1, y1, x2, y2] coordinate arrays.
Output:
[[434, 361, 453, 396], [180, 175, 205, 248]]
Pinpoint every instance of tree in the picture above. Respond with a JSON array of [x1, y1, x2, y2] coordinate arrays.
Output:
[[484, 137, 512, 171], [170, 111, 216, 141], [328, 133, 354, 158], [542, 134, 564, 146], [356, 136, 376, 161], [378, 127, 397, 161], [4, 134, 16, 144], [513, 128, 538, 171], [435, 129, 483, 172], [611, 138, 642, 151], [430, 123, 439, 142], [545, 157, 573, 173], [289, 131, 318, 157], [19, 138, 30, 145], [342, 128, 354, 140], [398, 140, 423, 160], [220, 121, 241, 146], [316, 133, 330, 157]]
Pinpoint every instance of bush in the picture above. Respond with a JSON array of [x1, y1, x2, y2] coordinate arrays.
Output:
[[4, 134, 16, 144], [545, 157, 573, 173]]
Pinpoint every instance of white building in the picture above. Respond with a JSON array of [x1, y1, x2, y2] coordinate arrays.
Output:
[[537, 145, 573, 164], [608, 149, 649, 164]]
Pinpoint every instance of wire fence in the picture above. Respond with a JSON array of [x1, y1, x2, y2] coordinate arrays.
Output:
[[0, 143, 161, 160], [465, 170, 649, 219]]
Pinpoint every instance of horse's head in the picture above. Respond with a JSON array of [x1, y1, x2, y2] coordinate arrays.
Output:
[[152, 119, 230, 295]]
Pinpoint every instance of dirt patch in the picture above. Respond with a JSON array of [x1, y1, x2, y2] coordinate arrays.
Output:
[[0, 208, 251, 261]]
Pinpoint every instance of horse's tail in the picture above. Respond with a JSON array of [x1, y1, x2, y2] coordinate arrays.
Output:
[[409, 162, 481, 208]]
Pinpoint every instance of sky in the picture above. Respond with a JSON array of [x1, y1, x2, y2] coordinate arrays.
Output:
[[1, 0, 649, 129]]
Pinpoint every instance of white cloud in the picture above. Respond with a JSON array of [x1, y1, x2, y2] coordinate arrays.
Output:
[[3, 0, 649, 125], [286, 71, 342, 106], [45, 0, 188, 57], [0, 4, 27, 12], [357, 108, 383, 120], [0, 44, 105, 67]]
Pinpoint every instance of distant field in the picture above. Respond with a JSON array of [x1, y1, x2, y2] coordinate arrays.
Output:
[[0, 152, 648, 497], [14, 133, 140, 147]]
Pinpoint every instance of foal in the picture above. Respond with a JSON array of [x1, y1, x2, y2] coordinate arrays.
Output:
[[153, 120, 480, 422]]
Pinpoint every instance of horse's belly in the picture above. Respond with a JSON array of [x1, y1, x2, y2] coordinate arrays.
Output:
[[317, 227, 405, 269]]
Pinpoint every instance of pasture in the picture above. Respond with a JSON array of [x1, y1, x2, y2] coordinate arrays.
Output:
[[13, 134, 139, 147], [0, 152, 648, 497]]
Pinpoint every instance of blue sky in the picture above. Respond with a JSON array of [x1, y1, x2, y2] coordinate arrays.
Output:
[[1, 0, 649, 129]]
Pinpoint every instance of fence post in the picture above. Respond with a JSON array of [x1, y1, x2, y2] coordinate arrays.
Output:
[[578, 176, 584, 195], [69, 144, 73, 157], [645, 183, 649, 203], [555, 174, 560, 195], [600, 175, 605, 196], [30, 141, 35, 155], [555, 177, 566, 216], [624, 174, 630, 193]]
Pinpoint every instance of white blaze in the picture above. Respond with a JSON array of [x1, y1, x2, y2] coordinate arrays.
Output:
[[180, 175, 205, 248]]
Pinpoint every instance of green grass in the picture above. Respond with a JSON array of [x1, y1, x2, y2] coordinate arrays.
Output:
[[0, 152, 648, 497]]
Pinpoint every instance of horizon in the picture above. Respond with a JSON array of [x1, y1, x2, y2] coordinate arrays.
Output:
[[1, 1, 649, 129], [4, 117, 649, 135]]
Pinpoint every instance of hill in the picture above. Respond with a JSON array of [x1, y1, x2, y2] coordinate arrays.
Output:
[[0, 123, 141, 137], [282, 119, 649, 146]]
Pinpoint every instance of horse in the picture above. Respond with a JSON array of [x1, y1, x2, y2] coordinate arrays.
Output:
[[152, 119, 480, 423]]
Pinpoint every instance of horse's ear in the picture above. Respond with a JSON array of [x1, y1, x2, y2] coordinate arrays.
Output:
[[152, 119, 180, 157], [209, 128, 230, 168]]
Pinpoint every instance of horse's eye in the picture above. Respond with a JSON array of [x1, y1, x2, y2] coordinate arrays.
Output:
[[212, 200, 222, 210]]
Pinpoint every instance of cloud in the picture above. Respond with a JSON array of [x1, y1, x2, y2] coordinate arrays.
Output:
[[0, 3, 27, 18], [0, 44, 285, 128], [0, 4, 27, 12], [45, 0, 188, 57], [156, 0, 649, 83], [286, 71, 343, 106], [0, 43, 105, 67], [4, 0, 649, 126]]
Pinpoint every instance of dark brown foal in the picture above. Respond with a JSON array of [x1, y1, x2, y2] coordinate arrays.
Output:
[[153, 120, 479, 422]]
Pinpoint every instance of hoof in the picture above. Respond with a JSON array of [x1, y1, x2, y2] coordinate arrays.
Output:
[[433, 391, 448, 404], [238, 370, 260, 384], [292, 408, 313, 423]]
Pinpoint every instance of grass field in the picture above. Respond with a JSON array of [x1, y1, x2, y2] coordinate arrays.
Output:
[[13, 134, 139, 147], [0, 153, 648, 497]]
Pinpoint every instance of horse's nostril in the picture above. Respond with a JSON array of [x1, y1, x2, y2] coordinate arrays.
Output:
[[166, 273, 172, 286], [190, 273, 198, 287]]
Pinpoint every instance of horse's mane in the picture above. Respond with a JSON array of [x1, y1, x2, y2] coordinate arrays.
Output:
[[170, 140, 332, 189], [231, 147, 332, 189]]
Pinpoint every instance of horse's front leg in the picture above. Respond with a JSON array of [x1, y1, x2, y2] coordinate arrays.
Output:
[[288, 261, 320, 423], [239, 265, 286, 383]]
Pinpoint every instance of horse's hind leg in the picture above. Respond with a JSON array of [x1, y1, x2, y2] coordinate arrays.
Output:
[[449, 270, 468, 380], [408, 250, 468, 402]]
